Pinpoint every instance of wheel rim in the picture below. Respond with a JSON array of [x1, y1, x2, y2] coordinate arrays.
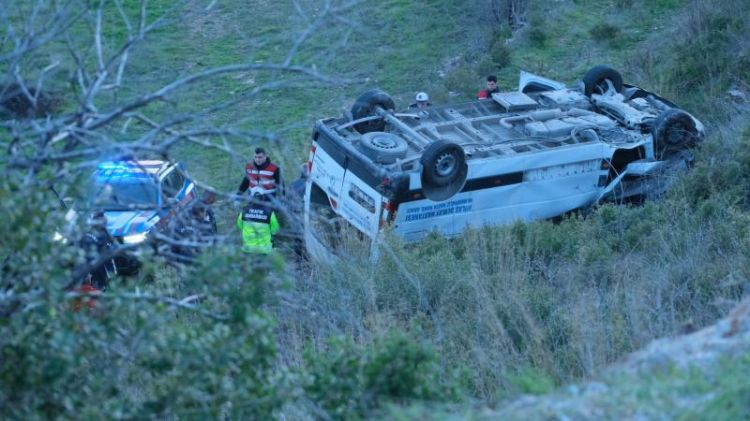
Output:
[[596, 78, 612, 94], [370, 134, 398, 150], [434, 152, 457, 177]]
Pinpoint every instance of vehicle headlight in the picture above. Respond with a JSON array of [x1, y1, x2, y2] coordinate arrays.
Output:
[[122, 232, 148, 244]]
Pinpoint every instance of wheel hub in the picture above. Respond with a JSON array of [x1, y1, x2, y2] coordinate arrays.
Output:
[[434, 152, 456, 176]]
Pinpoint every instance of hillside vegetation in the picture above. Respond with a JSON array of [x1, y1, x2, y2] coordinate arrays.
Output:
[[2, 0, 750, 419]]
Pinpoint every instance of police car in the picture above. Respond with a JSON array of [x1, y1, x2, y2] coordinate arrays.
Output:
[[303, 65, 704, 256], [88, 160, 205, 273]]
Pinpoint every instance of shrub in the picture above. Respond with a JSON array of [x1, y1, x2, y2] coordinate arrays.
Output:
[[589, 23, 620, 42], [690, 353, 750, 419], [443, 63, 478, 97], [489, 41, 513, 69], [506, 365, 556, 395], [303, 331, 461, 419], [0, 178, 285, 419], [665, 0, 748, 97], [527, 26, 547, 47]]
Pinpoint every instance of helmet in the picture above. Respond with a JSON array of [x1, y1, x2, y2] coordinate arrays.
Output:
[[416, 92, 429, 102]]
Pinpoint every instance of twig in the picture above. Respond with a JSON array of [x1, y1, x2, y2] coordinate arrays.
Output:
[[65, 290, 228, 321]]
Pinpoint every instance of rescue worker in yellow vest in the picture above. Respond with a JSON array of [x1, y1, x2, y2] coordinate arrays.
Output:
[[236, 190, 280, 254]]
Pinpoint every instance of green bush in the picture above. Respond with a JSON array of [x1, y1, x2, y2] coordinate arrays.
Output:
[[686, 353, 750, 420], [506, 365, 556, 395], [589, 23, 620, 41], [303, 331, 461, 419], [443, 63, 478, 97], [668, 1, 748, 94], [527, 27, 547, 47], [0, 178, 285, 419], [680, 128, 750, 208], [489, 41, 513, 69]]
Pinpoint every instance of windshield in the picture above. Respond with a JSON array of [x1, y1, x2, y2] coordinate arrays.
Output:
[[89, 178, 160, 210]]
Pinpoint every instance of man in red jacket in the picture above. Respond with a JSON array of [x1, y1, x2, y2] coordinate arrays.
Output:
[[238, 148, 284, 198], [477, 75, 500, 99]]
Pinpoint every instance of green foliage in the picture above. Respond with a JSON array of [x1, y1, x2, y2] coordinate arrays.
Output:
[[527, 26, 548, 47], [491, 27, 513, 46], [630, 0, 750, 114], [303, 331, 461, 419], [0, 174, 285, 418], [680, 129, 750, 208], [506, 365, 556, 395], [489, 40, 513, 70], [0, 253, 284, 419], [442, 63, 478, 97], [686, 354, 750, 420], [589, 23, 620, 42]]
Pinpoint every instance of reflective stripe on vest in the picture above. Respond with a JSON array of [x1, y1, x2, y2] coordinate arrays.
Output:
[[245, 162, 279, 192]]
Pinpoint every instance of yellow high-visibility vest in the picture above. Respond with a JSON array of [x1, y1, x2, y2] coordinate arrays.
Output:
[[236, 211, 279, 254]]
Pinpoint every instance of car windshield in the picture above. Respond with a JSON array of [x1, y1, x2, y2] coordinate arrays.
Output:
[[89, 178, 160, 210]]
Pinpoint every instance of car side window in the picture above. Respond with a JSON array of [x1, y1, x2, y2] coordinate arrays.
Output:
[[163, 169, 186, 199]]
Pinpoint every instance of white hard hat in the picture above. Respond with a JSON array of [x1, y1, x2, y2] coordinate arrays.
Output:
[[416, 92, 429, 102]]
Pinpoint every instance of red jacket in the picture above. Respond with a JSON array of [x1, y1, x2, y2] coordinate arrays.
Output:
[[477, 88, 499, 99]]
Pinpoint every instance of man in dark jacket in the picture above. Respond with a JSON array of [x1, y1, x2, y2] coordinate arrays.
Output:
[[188, 190, 218, 238], [77, 211, 116, 290], [477, 75, 500, 99], [238, 148, 284, 198]]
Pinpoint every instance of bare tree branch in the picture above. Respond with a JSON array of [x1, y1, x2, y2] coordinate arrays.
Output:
[[84, 63, 342, 131], [64, 290, 229, 321]]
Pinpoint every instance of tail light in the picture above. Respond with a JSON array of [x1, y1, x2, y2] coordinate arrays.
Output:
[[308, 144, 317, 173]]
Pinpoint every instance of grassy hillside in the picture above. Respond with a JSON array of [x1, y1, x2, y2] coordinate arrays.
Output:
[[271, 0, 750, 414], [3, 0, 750, 418], [92, 0, 479, 194]]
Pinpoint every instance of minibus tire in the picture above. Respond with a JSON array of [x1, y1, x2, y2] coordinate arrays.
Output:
[[358, 132, 408, 164], [652, 109, 698, 159], [583, 65, 623, 97], [351, 90, 395, 134], [421, 141, 467, 201]]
